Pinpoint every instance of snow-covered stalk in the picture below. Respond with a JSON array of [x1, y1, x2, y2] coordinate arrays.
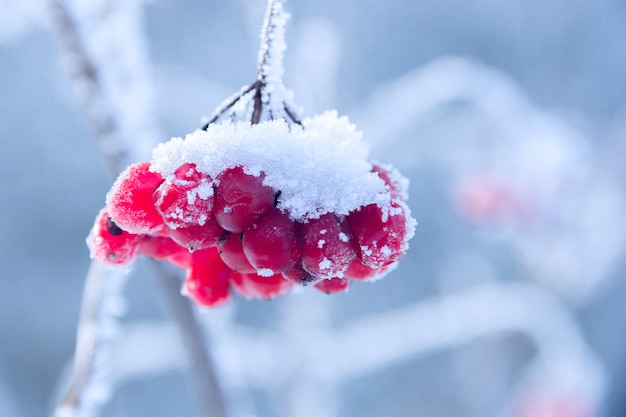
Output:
[[52, 261, 126, 417], [202, 0, 301, 127], [48, 1, 227, 416]]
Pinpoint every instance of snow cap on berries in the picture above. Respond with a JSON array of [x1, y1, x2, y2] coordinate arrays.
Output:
[[150, 111, 390, 222]]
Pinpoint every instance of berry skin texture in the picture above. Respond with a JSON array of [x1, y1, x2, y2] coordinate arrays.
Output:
[[217, 232, 257, 274], [154, 163, 215, 230], [213, 166, 275, 233], [243, 207, 301, 275], [184, 248, 233, 308], [348, 200, 409, 268], [139, 235, 192, 269], [107, 162, 165, 234], [231, 272, 294, 299], [89, 209, 141, 265], [168, 218, 224, 251], [300, 213, 357, 279], [314, 277, 350, 294], [282, 263, 320, 286], [343, 258, 384, 281]]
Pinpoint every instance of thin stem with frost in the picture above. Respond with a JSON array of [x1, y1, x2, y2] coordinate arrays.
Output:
[[202, 0, 301, 127], [48, 1, 228, 416]]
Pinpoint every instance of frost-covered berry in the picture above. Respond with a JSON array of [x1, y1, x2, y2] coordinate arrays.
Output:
[[217, 232, 256, 274], [168, 218, 224, 251], [371, 162, 409, 201], [231, 272, 294, 299], [300, 213, 356, 279], [184, 247, 233, 308], [139, 235, 192, 269], [282, 263, 319, 285], [213, 166, 275, 233], [106, 162, 165, 234], [314, 277, 350, 294], [89, 209, 141, 265], [343, 258, 383, 281], [348, 200, 411, 268], [153, 163, 215, 229], [243, 207, 301, 275]]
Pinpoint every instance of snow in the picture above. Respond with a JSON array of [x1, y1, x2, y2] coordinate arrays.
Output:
[[257, 268, 274, 277], [151, 111, 393, 222]]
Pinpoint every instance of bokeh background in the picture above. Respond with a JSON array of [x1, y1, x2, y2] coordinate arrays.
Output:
[[1, 1, 625, 416]]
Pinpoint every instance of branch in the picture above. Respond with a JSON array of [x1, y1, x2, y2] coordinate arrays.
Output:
[[203, 0, 301, 127], [52, 261, 126, 417], [48, 1, 228, 416]]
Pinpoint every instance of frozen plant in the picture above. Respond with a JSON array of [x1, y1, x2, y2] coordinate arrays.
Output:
[[87, 0, 416, 307]]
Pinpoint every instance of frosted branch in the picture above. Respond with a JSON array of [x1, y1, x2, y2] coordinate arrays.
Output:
[[52, 261, 127, 417], [49, 1, 228, 416], [203, 0, 301, 127]]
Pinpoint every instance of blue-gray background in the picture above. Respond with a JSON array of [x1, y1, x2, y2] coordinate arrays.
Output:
[[1, 1, 625, 416]]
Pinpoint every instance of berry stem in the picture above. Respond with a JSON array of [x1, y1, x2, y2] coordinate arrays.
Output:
[[202, 0, 302, 128]]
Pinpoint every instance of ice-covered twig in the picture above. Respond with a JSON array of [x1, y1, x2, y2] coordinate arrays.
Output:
[[202, 0, 301, 127], [99, 281, 606, 417], [48, 1, 228, 416], [52, 261, 126, 417]]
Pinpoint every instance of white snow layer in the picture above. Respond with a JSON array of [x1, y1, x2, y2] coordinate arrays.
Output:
[[151, 111, 391, 222]]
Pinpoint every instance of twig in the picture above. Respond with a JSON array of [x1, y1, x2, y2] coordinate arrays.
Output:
[[48, 1, 228, 416], [53, 261, 125, 417], [202, 0, 301, 127]]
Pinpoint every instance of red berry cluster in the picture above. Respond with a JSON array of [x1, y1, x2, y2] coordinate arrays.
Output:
[[89, 161, 412, 307]]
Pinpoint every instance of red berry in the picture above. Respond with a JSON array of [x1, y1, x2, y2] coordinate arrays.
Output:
[[154, 163, 215, 229], [89, 209, 141, 265], [343, 258, 383, 281], [213, 166, 275, 233], [139, 235, 192, 269], [217, 232, 256, 274], [300, 213, 357, 279], [184, 248, 233, 308], [168, 219, 224, 251], [371, 162, 408, 201], [282, 262, 320, 286], [348, 200, 410, 268], [314, 277, 350, 294], [231, 272, 293, 299], [107, 162, 165, 234], [242, 208, 300, 275]]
